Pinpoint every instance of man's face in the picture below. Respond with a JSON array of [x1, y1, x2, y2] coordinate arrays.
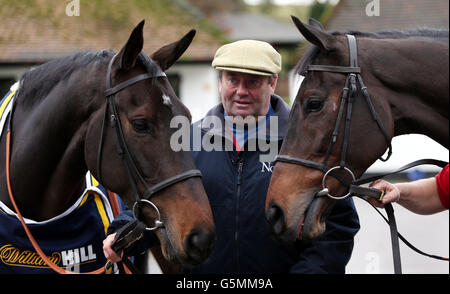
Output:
[[219, 71, 278, 118]]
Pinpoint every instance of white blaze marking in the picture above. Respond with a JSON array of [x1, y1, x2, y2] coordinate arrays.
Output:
[[162, 94, 172, 107]]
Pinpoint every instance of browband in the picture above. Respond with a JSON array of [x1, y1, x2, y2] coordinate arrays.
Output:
[[105, 72, 166, 97]]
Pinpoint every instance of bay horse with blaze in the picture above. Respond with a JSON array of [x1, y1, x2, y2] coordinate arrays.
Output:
[[0, 20, 215, 272], [266, 17, 448, 243]]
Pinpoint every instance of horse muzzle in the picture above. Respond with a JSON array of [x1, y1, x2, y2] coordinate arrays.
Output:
[[265, 189, 335, 243], [183, 228, 216, 265]]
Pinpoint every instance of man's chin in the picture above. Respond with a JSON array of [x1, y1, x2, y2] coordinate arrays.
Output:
[[227, 111, 254, 120]]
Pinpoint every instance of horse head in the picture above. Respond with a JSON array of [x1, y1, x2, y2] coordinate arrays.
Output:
[[265, 17, 395, 243], [84, 21, 215, 265]]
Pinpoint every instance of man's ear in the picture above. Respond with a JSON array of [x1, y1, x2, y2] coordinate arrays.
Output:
[[269, 74, 278, 91]]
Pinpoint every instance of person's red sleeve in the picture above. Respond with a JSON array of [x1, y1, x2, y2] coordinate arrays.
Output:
[[435, 164, 449, 209]]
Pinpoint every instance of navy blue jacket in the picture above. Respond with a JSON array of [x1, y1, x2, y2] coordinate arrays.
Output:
[[108, 95, 360, 274]]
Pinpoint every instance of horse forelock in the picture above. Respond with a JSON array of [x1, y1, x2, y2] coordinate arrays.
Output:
[[137, 52, 160, 77], [294, 45, 320, 76]]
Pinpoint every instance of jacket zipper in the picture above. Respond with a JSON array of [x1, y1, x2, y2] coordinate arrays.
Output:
[[235, 158, 244, 270]]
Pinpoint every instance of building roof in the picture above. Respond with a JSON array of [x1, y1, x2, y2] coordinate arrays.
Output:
[[325, 0, 449, 32], [210, 12, 303, 45], [0, 0, 224, 63]]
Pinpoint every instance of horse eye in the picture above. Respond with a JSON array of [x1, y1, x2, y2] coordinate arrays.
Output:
[[303, 98, 324, 114], [131, 119, 151, 134]]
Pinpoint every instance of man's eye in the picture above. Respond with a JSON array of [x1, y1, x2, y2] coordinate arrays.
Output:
[[247, 79, 263, 89], [131, 119, 151, 134]]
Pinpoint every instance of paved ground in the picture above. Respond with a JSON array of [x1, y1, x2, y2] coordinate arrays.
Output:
[[346, 197, 449, 274]]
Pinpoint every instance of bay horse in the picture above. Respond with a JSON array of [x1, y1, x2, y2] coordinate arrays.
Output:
[[266, 17, 448, 243], [0, 20, 215, 272]]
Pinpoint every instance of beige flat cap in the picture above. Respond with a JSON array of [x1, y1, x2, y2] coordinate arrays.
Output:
[[212, 40, 281, 76]]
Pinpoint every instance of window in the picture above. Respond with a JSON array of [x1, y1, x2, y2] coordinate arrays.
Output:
[[0, 78, 16, 97]]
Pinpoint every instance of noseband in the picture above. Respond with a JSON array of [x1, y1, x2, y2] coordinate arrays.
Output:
[[97, 53, 202, 230], [276, 34, 392, 199]]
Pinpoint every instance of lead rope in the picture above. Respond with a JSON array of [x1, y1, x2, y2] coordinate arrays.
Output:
[[385, 203, 402, 273]]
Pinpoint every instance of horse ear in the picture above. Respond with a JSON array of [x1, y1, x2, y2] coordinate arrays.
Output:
[[151, 29, 196, 71], [116, 20, 145, 70], [291, 15, 334, 51], [308, 18, 324, 30]]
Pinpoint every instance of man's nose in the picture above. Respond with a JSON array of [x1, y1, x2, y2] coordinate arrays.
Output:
[[236, 81, 249, 96]]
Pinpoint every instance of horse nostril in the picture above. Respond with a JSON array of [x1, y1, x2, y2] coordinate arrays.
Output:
[[266, 203, 286, 236], [184, 229, 215, 264]]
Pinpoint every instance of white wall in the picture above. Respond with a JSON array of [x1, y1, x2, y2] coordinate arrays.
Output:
[[288, 69, 302, 105], [367, 135, 448, 173], [168, 64, 219, 123]]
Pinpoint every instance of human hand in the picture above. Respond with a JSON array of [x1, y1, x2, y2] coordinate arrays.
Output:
[[102, 233, 123, 263], [367, 179, 401, 208]]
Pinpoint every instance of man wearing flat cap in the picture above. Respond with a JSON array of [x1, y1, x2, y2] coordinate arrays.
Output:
[[184, 40, 360, 274], [103, 40, 360, 274]]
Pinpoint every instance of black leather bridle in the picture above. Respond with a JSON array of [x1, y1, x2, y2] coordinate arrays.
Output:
[[97, 53, 202, 231], [274, 35, 448, 273]]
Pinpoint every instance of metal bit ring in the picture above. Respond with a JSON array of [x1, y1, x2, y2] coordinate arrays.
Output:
[[322, 166, 355, 200], [132, 199, 163, 231]]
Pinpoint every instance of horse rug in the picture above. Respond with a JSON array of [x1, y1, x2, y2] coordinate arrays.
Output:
[[0, 86, 115, 273]]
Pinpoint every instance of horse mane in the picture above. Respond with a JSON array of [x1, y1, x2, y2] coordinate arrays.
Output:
[[295, 27, 449, 75], [15, 50, 159, 108]]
